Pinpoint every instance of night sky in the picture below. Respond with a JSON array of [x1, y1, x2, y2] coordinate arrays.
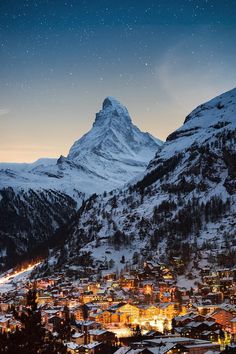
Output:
[[1, 0, 236, 162]]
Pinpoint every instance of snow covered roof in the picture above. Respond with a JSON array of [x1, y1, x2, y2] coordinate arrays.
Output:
[[113, 347, 131, 354], [65, 341, 79, 350], [82, 341, 101, 349], [72, 332, 83, 338]]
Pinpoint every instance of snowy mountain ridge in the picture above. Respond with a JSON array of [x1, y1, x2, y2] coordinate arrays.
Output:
[[41, 88, 236, 279], [0, 97, 162, 269]]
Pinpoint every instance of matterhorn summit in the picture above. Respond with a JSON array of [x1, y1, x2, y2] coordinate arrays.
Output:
[[67, 96, 162, 186]]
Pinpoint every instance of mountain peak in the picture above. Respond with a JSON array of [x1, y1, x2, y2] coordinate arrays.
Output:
[[184, 87, 236, 125], [67, 97, 162, 181], [93, 96, 131, 128], [102, 96, 122, 110]]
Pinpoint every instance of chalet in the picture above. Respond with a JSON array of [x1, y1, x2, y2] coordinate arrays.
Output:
[[71, 332, 84, 345], [90, 310, 111, 324], [79, 341, 103, 354], [211, 307, 235, 330], [200, 267, 211, 277], [158, 303, 176, 319], [103, 272, 116, 281], [205, 291, 223, 304], [76, 320, 101, 332], [196, 304, 218, 316], [120, 275, 137, 289], [71, 305, 84, 321], [36, 278, 55, 289], [42, 308, 62, 324], [174, 313, 205, 327], [0, 315, 10, 332], [48, 315, 64, 332], [107, 303, 140, 324], [89, 329, 115, 344], [138, 336, 221, 354], [0, 303, 9, 312], [217, 268, 231, 278], [160, 291, 171, 303], [200, 329, 222, 342], [162, 268, 174, 280], [144, 261, 161, 273], [181, 319, 221, 339], [140, 305, 159, 319], [37, 293, 53, 305], [65, 341, 80, 353], [143, 283, 154, 296], [229, 286, 236, 304], [220, 277, 234, 292], [230, 317, 236, 344]]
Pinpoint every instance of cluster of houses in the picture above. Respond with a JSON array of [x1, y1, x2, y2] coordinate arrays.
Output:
[[0, 261, 235, 353], [113, 335, 227, 354]]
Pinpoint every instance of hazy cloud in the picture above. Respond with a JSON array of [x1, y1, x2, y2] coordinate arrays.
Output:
[[155, 30, 236, 116], [0, 108, 9, 117]]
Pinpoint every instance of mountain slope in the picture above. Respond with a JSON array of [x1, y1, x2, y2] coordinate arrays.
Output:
[[67, 96, 162, 186], [44, 88, 236, 278], [0, 97, 162, 270], [0, 187, 77, 268]]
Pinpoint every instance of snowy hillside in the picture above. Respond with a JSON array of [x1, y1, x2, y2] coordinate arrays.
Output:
[[0, 97, 162, 270], [43, 88, 236, 278]]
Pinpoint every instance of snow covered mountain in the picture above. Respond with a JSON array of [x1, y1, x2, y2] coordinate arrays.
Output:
[[0, 97, 161, 196], [42, 88, 236, 279], [67, 96, 162, 188], [0, 97, 162, 269]]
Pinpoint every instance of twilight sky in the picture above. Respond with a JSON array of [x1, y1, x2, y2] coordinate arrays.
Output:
[[0, 0, 236, 162]]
